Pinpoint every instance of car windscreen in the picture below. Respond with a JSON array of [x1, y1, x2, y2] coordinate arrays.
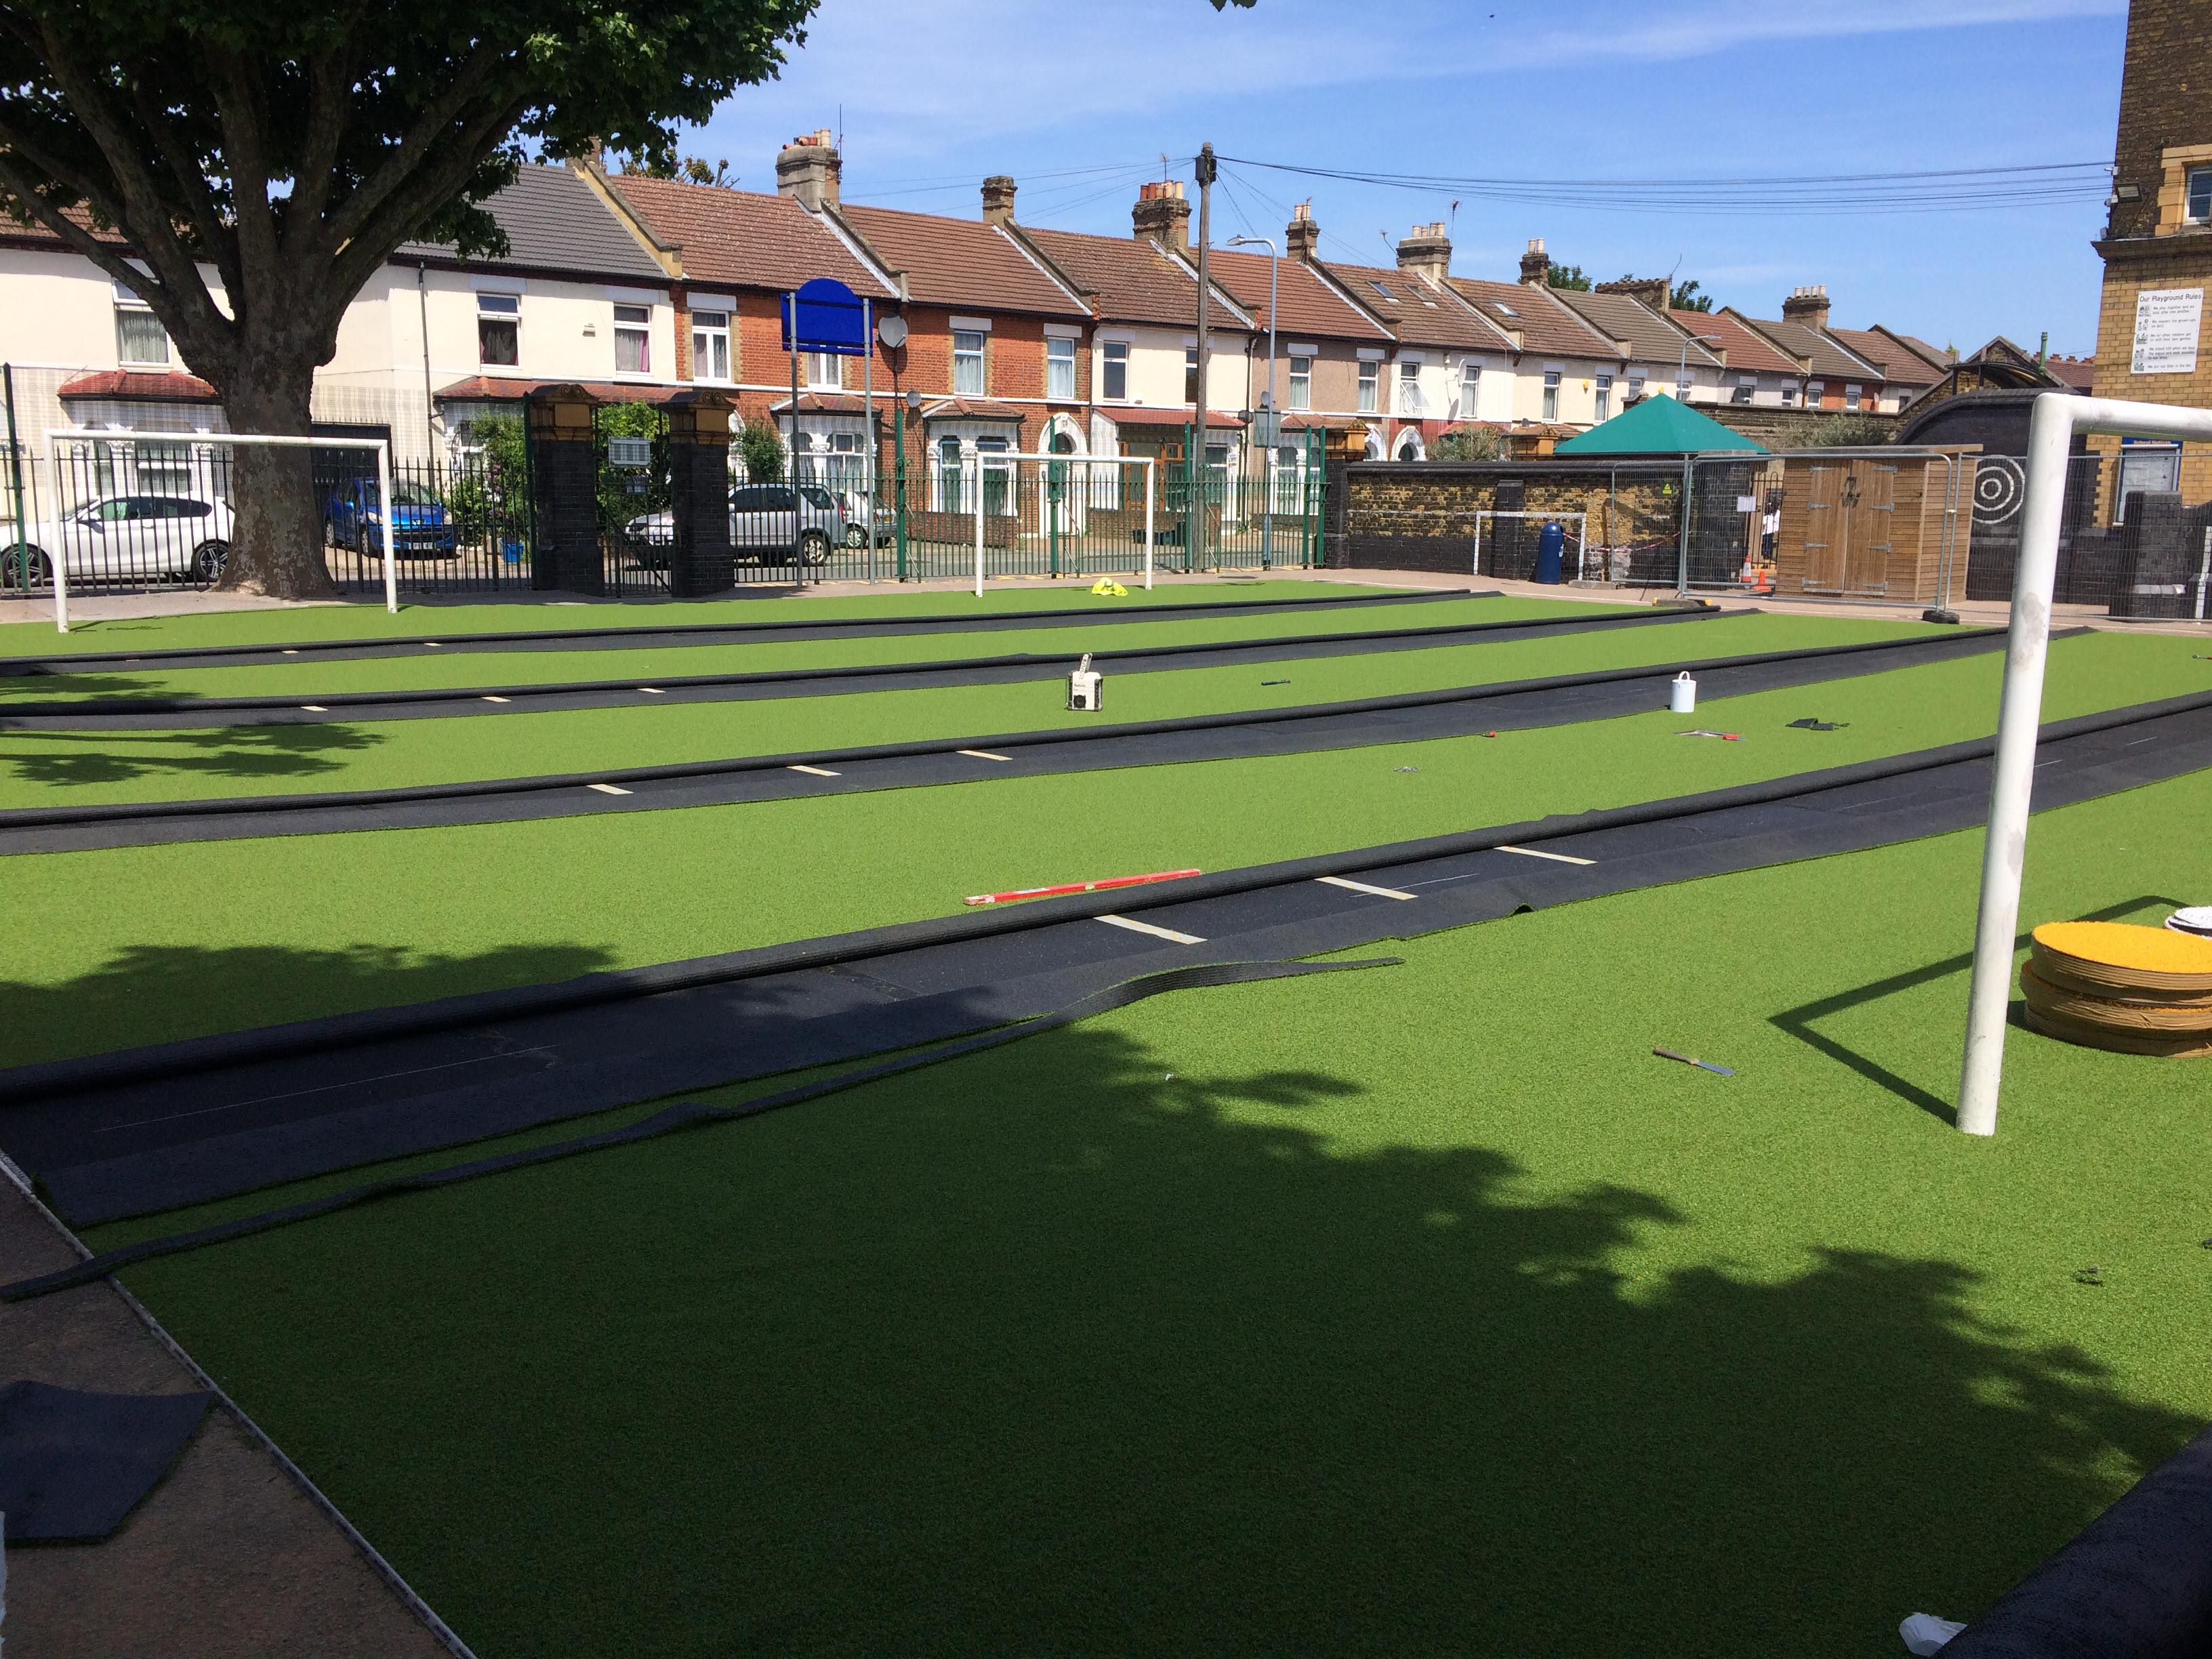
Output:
[[799, 486, 836, 509]]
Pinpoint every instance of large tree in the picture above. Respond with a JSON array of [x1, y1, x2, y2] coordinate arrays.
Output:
[[0, 0, 815, 596]]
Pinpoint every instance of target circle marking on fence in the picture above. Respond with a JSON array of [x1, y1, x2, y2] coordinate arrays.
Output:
[[1973, 457, 2026, 525]]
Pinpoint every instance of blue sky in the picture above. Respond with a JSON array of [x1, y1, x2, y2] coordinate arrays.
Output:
[[676, 0, 2128, 354]]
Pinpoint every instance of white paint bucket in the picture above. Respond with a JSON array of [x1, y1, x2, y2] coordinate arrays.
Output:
[[1670, 672, 1697, 714]]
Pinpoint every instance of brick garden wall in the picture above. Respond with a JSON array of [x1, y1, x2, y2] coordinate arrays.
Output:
[[1332, 462, 1686, 582]]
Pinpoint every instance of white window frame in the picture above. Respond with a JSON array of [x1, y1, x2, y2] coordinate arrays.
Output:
[[1594, 373, 1613, 422], [1184, 346, 1200, 406], [1541, 369, 1561, 423], [1357, 361, 1378, 414], [113, 299, 170, 368], [613, 302, 653, 377], [1806, 380, 1825, 407], [1781, 384, 1799, 408], [1731, 375, 1756, 406], [1627, 373, 1646, 402], [1397, 359, 1422, 415], [806, 350, 842, 391], [1457, 360, 1481, 419], [476, 291, 521, 368], [691, 309, 731, 384], [953, 331, 987, 396], [1288, 355, 1313, 411], [1100, 340, 1129, 402], [1844, 383, 1864, 411], [1046, 335, 1077, 402], [2188, 165, 2212, 224]]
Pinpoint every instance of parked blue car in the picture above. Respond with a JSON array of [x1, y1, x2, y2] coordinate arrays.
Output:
[[325, 478, 459, 556]]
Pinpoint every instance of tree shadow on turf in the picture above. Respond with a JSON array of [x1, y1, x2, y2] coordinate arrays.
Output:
[[0, 720, 385, 790], [121, 1016, 2208, 1659], [0, 670, 167, 699], [0, 941, 620, 1073], [1769, 893, 2190, 1124]]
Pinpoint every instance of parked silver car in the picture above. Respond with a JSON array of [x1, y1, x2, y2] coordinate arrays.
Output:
[[624, 483, 846, 565], [2, 493, 232, 589]]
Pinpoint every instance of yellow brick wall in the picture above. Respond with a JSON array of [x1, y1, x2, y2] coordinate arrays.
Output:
[[2089, 243, 2212, 518]]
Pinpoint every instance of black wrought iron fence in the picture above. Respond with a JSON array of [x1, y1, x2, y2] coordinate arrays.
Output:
[[316, 449, 535, 595]]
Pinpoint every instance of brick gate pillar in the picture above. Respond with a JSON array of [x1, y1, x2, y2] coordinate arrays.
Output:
[[525, 384, 604, 596], [665, 389, 735, 598]]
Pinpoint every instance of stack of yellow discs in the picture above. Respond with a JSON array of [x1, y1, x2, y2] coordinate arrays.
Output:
[[2022, 922, 2212, 1058]]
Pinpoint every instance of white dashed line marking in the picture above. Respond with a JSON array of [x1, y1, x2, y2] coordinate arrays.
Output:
[[957, 749, 1012, 762], [639, 687, 665, 695], [1316, 875, 1416, 901], [300, 705, 327, 712], [281, 648, 299, 655], [1096, 914, 1206, 945], [1496, 844, 1595, 866], [483, 695, 510, 703], [788, 764, 841, 777], [586, 783, 633, 796]]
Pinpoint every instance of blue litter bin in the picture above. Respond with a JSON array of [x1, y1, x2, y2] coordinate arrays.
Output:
[[1534, 519, 1567, 584]]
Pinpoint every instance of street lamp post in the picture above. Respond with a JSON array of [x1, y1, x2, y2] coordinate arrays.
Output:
[[1677, 331, 1723, 403], [1227, 234, 1278, 569]]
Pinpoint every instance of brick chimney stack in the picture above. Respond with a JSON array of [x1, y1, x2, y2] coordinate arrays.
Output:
[[1286, 201, 1321, 261], [1395, 221, 1451, 284], [1781, 283, 1831, 329], [1132, 180, 1191, 251], [1596, 275, 1673, 314], [1518, 237, 1552, 286], [981, 175, 1017, 226], [775, 129, 841, 209]]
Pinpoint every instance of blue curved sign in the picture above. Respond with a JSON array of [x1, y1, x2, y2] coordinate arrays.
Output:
[[782, 276, 871, 357]]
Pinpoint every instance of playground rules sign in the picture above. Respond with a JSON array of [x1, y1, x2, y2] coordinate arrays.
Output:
[[2130, 287, 2203, 375]]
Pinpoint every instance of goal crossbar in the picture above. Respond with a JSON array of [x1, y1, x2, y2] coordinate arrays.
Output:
[[37, 428, 398, 632]]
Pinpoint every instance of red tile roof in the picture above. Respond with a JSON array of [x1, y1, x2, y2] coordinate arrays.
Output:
[[1019, 226, 1214, 327], [1207, 248, 1389, 341], [1727, 312, 1883, 382], [1673, 310, 1799, 376], [1448, 278, 1615, 359], [1555, 289, 1720, 367], [58, 370, 219, 402], [767, 393, 878, 414], [839, 204, 1086, 317], [2045, 353, 2097, 392], [1105, 405, 1248, 428], [1825, 325, 1940, 386], [434, 375, 687, 405], [918, 396, 1031, 422], [1315, 260, 1510, 351], [609, 177, 894, 299]]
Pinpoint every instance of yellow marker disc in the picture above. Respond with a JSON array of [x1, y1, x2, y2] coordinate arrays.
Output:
[[2030, 921, 2212, 994]]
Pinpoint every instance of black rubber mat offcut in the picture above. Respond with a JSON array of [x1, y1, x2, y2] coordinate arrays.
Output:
[[0, 1380, 212, 1538]]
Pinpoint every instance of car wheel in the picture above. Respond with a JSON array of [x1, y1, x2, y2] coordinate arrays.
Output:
[[799, 529, 832, 565], [1, 546, 51, 592], [190, 541, 228, 584], [842, 523, 867, 549], [354, 524, 371, 559]]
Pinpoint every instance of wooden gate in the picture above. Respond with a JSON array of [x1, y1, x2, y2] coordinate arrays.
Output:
[[1795, 459, 1899, 595]]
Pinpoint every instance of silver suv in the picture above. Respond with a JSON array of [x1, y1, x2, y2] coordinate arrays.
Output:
[[625, 483, 847, 565]]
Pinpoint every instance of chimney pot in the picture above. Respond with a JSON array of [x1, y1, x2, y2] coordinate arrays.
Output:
[[1286, 200, 1319, 260], [1780, 283, 1832, 330], [1519, 237, 1551, 286], [981, 174, 1017, 226], [1595, 274, 1673, 314], [1395, 220, 1451, 284], [1132, 179, 1191, 251], [775, 130, 842, 209]]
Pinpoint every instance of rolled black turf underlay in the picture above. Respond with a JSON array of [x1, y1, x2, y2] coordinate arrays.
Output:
[[0, 600, 1723, 729], [0, 626, 2019, 855], [3, 685, 2205, 1230], [0, 586, 1484, 676]]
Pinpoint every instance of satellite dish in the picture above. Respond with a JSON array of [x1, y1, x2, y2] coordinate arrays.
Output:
[[877, 314, 909, 349]]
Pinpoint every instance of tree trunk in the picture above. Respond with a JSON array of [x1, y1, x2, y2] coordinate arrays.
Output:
[[216, 361, 339, 600]]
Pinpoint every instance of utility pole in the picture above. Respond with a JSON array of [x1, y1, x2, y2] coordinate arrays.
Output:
[[1190, 142, 1216, 573]]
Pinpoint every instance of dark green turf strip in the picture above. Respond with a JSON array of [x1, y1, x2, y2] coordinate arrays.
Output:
[[95, 773, 2212, 1657], [0, 630, 2202, 1070]]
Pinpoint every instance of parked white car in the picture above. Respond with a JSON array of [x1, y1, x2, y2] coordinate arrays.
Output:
[[2, 493, 233, 588], [624, 483, 847, 565]]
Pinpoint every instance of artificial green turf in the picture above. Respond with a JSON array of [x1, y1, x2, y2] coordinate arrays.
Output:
[[0, 594, 1619, 703], [1, 630, 2205, 1068], [104, 770, 2212, 1656], [0, 577, 1401, 659], [0, 611, 1923, 808]]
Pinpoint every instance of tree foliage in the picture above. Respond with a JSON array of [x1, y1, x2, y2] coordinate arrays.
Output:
[[1805, 412, 1894, 447], [736, 417, 787, 484], [1669, 279, 1714, 313], [0, 0, 817, 592], [1431, 426, 1504, 462], [1546, 262, 1592, 291]]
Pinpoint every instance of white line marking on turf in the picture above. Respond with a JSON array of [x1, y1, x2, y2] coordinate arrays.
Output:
[[1496, 844, 1595, 865], [1097, 914, 1206, 945], [640, 687, 665, 695], [789, 764, 841, 777], [587, 782, 633, 796], [483, 695, 510, 703], [958, 749, 1012, 761], [1317, 875, 1416, 901], [281, 648, 298, 654], [300, 705, 327, 712]]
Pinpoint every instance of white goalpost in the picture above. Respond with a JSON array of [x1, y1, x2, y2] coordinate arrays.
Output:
[[37, 428, 398, 633], [964, 453, 1157, 598], [1471, 510, 1589, 581], [1957, 392, 2212, 1137]]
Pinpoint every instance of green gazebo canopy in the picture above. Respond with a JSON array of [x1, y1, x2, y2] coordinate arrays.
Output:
[[1553, 394, 1768, 456]]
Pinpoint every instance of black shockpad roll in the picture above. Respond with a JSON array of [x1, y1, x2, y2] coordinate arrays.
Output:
[[1942, 1420, 2212, 1659], [0, 1379, 213, 1540]]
